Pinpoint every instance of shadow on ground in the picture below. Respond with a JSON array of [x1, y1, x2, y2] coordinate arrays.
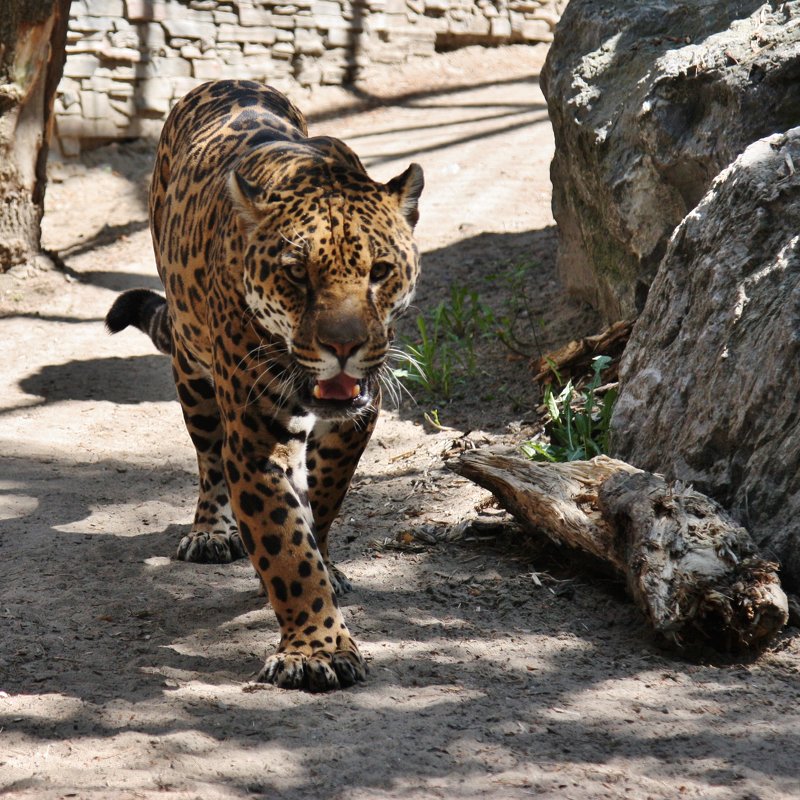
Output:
[[18, 354, 174, 406], [2, 445, 798, 797]]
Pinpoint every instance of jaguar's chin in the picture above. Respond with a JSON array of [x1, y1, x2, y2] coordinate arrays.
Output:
[[300, 372, 376, 419]]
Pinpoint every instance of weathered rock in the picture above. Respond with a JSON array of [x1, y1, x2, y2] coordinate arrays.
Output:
[[612, 127, 800, 587], [541, 0, 800, 322]]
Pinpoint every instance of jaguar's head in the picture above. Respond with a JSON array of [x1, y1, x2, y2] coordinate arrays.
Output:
[[230, 143, 424, 418]]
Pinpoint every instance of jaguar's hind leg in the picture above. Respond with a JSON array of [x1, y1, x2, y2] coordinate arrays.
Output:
[[172, 344, 245, 563], [306, 406, 380, 595]]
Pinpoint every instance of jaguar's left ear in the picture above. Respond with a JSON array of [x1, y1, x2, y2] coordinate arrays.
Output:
[[228, 171, 266, 232], [387, 163, 424, 229]]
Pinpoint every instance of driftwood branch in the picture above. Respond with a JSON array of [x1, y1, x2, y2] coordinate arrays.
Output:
[[452, 451, 788, 652], [533, 319, 633, 384]]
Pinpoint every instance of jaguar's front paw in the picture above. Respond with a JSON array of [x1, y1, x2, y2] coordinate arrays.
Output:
[[177, 529, 246, 563], [257, 641, 367, 692], [327, 562, 353, 596]]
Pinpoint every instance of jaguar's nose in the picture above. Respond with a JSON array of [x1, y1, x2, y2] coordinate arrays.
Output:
[[321, 339, 365, 360], [316, 307, 368, 366]]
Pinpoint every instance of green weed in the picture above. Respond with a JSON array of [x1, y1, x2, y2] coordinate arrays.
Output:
[[392, 284, 494, 401], [521, 355, 617, 462], [485, 261, 545, 359], [392, 260, 547, 406], [392, 315, 455, 399]]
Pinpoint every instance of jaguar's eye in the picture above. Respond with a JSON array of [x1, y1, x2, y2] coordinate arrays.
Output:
[[285, 260, 307, 285], [370, 261, 393, 283]]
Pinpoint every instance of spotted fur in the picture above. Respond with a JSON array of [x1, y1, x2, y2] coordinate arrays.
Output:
[[106, 80, 423, 691]]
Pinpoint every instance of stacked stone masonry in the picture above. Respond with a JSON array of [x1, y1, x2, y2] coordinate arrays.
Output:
[[56, 0, 565, 154]]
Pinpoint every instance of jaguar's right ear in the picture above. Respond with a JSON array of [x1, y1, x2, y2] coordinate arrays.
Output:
[[228, 171, 265, 232], [387, 162, 424, 229]]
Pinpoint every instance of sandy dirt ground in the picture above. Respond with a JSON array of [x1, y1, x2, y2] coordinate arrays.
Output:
[[1, 45, 799, 800]]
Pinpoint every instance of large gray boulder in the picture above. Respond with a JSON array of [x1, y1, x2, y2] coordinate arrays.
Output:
[[612, 127, 800, 587], [541, 0, 800, 322]]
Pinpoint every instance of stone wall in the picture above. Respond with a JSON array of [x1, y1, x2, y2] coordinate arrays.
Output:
[[56, 0, 565, 154]]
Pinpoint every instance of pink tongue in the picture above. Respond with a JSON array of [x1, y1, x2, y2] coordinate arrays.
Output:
[[316, 373, 359, 400]]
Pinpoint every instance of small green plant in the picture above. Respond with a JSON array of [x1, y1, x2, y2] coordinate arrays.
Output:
[[424, 408, 445, 430], [392, 314, 455, 399], [392, 262, 550, 404], [485, 260, 545, 359], [392, 284, 495, 401], [521, 355, 617, 463], [439, 284, 495, 339]]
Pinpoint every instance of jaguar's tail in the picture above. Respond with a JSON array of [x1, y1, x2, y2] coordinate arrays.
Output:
[[105, 288, 172, 356]]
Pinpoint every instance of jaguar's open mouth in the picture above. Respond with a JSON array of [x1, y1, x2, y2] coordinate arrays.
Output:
[[303, 372, 373, 413], [314, 373, 361, 401]]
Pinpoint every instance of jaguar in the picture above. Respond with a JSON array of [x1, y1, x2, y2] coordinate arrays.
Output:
[[106, 79, 423, 691]]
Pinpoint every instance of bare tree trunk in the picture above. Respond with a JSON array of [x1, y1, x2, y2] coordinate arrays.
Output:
[[0, 0, 71, 272]]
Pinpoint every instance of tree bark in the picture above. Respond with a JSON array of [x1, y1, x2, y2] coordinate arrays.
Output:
[[532, 319, 633, 385], [0, 0, 71, 272], [451, 451, 789, 653]]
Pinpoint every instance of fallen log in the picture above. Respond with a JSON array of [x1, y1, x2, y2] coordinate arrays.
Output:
[[451, 451, 788, 653], [532, 319, 633, 385]]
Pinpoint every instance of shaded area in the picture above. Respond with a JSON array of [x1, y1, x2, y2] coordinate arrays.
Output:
[[1, 447, 798, 799], [73, 266, 162, 293], [57, 220, 151, 261], [393, 226, 601, 432], [18, 354, 174, 405], [0, 312, 106, 324], [360, 110, 548, 168], [307, 73, 544, 125]]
